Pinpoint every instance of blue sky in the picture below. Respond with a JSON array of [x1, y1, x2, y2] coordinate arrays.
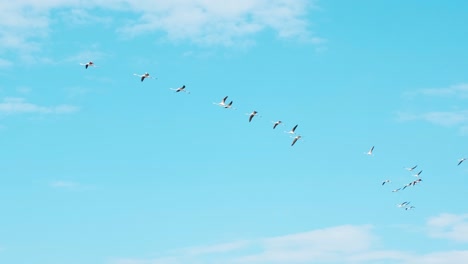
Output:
[[1, 1, 468, 263]]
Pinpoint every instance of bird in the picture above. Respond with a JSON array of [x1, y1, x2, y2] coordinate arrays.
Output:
[[291, 135, 302, 146], [214, 96, 228, 107], [223, 101, 235, 109], [285, 124, 298, 134], [365, 146, 374, 156], [402, 183, 411, 190], [392, 188, 401, 192], [397, 201, 410, 208], [170, 85, 189, 94], [133, 72, 155, 82], [248, 111, 258, 122], [405, 206, 415, 211], [413, 170, 423, 177], [80, 61, 95, 69], [411, 178, 422, 186], [382, 180, 391, 186], [405, 165, 418, 171], [458, 158, 466, 166], [272, 121, 282, 129]]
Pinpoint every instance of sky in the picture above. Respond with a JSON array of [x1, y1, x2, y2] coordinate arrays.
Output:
[[1, 1, 468, 263]]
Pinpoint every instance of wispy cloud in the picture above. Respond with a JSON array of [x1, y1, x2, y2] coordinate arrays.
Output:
[[0, 0, 323, 57], [399, 83, 468, 130], [50, 181, 80, 189], [397, 110, 468, 126], [119, 0, 323, 46], [0, 58, 12, 67], [0, 97, 79, 114], [415, 83, 468, 98], [427, 213, 468, 242], [112, 220, 468, 264]]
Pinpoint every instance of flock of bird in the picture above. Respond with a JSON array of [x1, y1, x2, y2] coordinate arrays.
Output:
[[80, 61, 304, 146], [365, 145, 466, 211], [78, 60, 468, 214]]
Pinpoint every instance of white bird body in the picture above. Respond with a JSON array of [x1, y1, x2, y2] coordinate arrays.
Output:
[[170, 85, 189, 94], [285, 124, 298, 134], [214, 96, 228, 107], [397, 201, 410, 208], [224, 101, 235, 109], [413, 170, 423, 177], [134, 72, 154, 82], [248, 111, 258, 122], [80, 61, 96, 69], [365, 146, 374, 156], [291, 135, 302, 146], [272, 120, 282, 129]]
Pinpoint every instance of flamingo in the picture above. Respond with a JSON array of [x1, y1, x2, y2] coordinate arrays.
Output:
[[291, 135, 302, 146], [402, 183, 411, 190], [285, 124, 298, 134], [224, 101, 235, 109], [80, 61, 96, 69], [365, 146, 374, 156], [458, 158, 466, 166], [170, 85, 189, 94], [248, 111, 258, 122], [272, 121, 282, 129], [397, 201, 410, 208], [133, 72, 154, 82], [413, 170, 423, 177], [213, 96, 228, 107]]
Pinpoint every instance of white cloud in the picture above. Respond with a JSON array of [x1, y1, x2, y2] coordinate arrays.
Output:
[[0, 97, 79, 114], [417, 83, 468, 98], [111, 221, 468, 264], [50, 181, 79, 188], [0, 0, 322, 56], [236, 225, 376, 263], [427, 213, 468, 242], [402, 251, 468, 264], [119, 0, 321, 46], [0, 58, 12, 67], [184, 240, 251, 256], [399, 83, 468, 130], [397, 110, 468, 126]]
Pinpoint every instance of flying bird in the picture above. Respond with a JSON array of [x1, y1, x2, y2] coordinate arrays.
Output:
[[382, 180, 391, 186], [392, 188, 401, 192], [405, 206, 415, 211], [365, 146, 374, 156], [291, 135, 302, 146], [458, 158, 466, 166], [397, 201, 410, 208], [272, 121, 282, 129], [80, 61, 96, 69], [170, 85, 189, 94], [134, 72, 154, 82], [248, 111, 258, 122], [224, 101, 235, 109], [285, 124, 298, 135], [405, 165, 418, 171], [413, 170, 423, 177], [214, 96, 228, 107]]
